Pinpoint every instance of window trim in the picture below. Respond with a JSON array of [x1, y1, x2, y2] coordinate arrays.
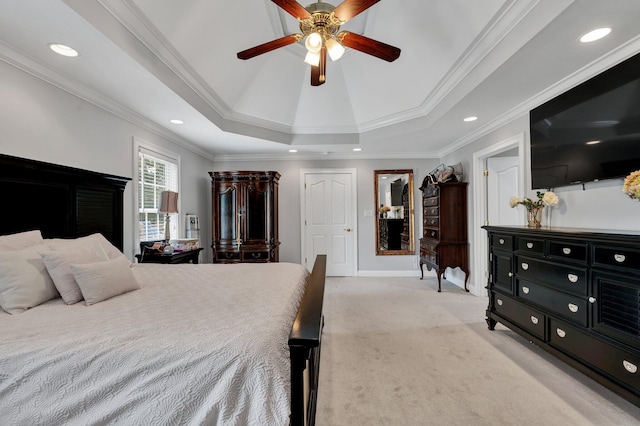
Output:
[[133, 137, 181, 255]]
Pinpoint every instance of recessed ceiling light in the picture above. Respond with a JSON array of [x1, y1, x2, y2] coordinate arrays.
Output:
[[289, 149, 298, 153], [586, 140, 601, 145], [580, 28, 611, 43], [169, 119, 184, 125], [49, 43, 78, 57], [353, 148, 362, 152], [463, 116, 478, 122]]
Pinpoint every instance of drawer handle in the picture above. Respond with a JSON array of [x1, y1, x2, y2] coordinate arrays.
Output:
[[526, 242, 534, 249], [521, 262, 529, 270], [623, 360, 638, 374], [499, 238, 505, 245], [497, 298, 503, 306], [556, 328, 566, 338], [430, 219, 435, 224], [567, 274, 579, 283], [522, 286, 530, 294], [589, 297, 597, 304], [562, 247, 571, 255], [568, 303, 579, 313], [508, 272, 513, 277], [614, 254, 626, 263], [530, 316, 539, 325]]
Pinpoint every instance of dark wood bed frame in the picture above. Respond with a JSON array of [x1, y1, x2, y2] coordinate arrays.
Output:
[[0, 153, 325, 426]]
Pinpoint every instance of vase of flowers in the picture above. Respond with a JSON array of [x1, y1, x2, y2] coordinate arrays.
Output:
[[509, 191, 559, 228], [623, 170, 640, 201]]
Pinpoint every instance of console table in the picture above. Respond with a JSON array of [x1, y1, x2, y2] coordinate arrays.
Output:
[[484, 225, 640, 407]]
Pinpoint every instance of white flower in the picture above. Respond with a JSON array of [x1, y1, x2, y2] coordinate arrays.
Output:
[[508, 196, 520, 208], [542, 191, 559, 206]]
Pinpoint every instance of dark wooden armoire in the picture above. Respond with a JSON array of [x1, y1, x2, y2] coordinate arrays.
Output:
[[209, 171, 280, 263], [419, 181, 469, 292]]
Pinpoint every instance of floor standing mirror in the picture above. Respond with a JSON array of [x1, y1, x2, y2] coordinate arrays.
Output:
[[375, 169, 415, 255]]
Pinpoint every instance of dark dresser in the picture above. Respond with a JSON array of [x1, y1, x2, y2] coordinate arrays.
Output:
[[484, 225, 640, 407], [419, 181, 469, 292]]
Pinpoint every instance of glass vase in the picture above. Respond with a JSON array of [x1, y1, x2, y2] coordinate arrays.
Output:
[[527, 206, 543, 228]]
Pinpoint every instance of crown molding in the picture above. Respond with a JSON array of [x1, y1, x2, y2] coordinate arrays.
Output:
[[439, 34, 640, 157], [0, 40, 216, 162]]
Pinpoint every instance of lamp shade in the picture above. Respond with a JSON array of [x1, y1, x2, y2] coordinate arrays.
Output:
[[159, 191, 178, 214]]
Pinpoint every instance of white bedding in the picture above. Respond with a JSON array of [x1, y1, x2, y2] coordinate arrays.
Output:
[[0, 262, 309, 426]]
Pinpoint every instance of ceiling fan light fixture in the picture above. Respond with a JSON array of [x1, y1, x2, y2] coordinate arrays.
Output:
[[305, 32, 323, 53], [304, 50, 321, 66], [325, 37, 345, 61]]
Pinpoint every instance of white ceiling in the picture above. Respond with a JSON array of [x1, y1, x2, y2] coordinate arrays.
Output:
[[2, 0, 640, 160]]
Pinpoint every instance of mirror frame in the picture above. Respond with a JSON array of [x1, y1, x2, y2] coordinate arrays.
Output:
[[374, 169, 415, 255]]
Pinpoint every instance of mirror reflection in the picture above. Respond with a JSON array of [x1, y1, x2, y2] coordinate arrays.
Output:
[[375, 169, 415, 255]]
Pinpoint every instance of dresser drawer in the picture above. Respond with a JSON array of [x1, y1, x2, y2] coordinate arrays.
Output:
[[516, 256, 587, 296], [549, 240, 588, 264], [493, 293, 546, 340], [216, 250, 241, 261], [420, 239, 438, 253], [424, 217, 439, 228], [424, 206, 439, 217], [518, 280, 587, 326], [242, 250, 270, 262], [491, 234, 513, 250], [593, 245, 640, 273], [516, 237, 545, 256], [424, 196, 438, 207], [550, 319, 640, 391], [425, 229, 439, 240], [423, 185, 439, 197]]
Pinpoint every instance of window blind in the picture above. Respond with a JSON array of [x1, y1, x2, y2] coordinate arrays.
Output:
[[138, 149, 179, 242]]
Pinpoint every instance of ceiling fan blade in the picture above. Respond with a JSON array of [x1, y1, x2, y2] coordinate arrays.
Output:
[[237, 34, 301, 60], [333, 0, 380, 22], [311, 47, 327, 86], [338, 32, 400, 62], [272, 0, 311, 20]]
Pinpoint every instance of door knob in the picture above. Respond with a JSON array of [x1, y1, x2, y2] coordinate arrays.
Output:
[[345, 228, 351, 232]]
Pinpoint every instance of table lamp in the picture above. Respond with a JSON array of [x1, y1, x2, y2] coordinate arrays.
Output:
[[159, 190, 178, 244]]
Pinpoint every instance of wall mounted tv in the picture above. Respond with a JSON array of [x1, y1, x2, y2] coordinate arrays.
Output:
[[530, 52, 640, 189]]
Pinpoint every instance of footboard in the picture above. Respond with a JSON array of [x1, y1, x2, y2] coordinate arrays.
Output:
[[288, 255, 326, 426]]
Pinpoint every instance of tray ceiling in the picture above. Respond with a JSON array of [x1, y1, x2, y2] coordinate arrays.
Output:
[[2, 0, 640, 159]]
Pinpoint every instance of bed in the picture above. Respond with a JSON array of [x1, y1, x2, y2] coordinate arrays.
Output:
[[0, 154, 325, 426]]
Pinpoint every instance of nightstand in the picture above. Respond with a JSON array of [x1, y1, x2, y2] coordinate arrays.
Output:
[[135, 248, 203, 264]]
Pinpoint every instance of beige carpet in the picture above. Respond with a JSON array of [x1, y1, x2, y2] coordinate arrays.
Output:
[[315, 276, 640, 426]]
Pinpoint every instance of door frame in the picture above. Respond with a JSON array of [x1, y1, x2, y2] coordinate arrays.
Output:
[[471, 133, 526, 297], [300, 168, 358, 276]]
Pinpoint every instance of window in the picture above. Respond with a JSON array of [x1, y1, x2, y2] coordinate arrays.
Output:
[[137, 147, 179, 242]]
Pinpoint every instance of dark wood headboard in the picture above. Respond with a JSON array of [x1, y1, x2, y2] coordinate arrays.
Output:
[[0, 154, 130, 250]]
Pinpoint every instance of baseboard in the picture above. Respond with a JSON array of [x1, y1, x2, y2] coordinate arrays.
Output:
[[357, 270, 421, 277]]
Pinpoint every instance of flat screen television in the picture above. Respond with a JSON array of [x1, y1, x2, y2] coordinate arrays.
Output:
[[530, 52, 640, 189]]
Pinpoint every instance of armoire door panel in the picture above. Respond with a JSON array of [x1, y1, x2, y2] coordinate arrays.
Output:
[[245, 182, 269, 243]]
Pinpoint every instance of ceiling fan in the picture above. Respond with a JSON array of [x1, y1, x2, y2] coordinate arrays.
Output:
[[237, 0, 401, 86]]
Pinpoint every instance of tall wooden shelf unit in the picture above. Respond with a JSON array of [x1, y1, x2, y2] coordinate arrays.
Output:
[[419, 181, 469, 292], [209, 171, 280, 263]]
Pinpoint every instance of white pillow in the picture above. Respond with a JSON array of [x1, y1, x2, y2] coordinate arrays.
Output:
[[0, 230, 44, 251], [40, 243, 109, 304], [0, 245, 59, 314], [46, 233, 129, 263], [71, 257, 140, 305]]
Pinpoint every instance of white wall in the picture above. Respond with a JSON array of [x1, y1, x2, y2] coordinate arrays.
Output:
[[212, 157, 440, 273], [0, 60, 213, 261], [442, 113, 638, 293]]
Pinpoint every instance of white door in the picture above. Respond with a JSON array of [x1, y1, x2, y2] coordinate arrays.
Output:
[[487, 157, 521, 226], [302, 171, 356, 276]]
